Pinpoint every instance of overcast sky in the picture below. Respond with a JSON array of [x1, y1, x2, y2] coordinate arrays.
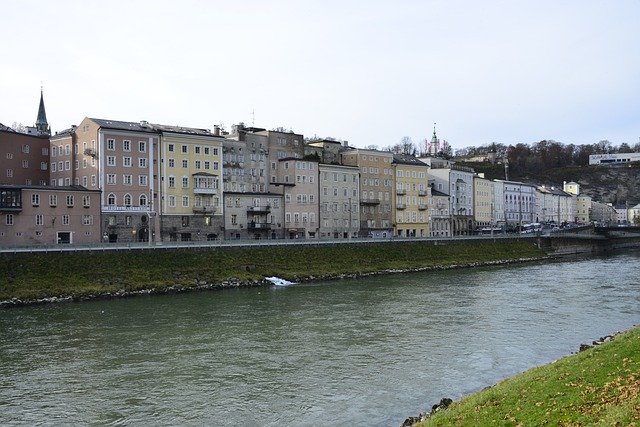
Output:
[[2, 1, 639, 151]]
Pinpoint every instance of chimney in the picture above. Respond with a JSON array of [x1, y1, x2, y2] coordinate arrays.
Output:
[[213, 125, 220, 136], [343, 140, 349, 147]]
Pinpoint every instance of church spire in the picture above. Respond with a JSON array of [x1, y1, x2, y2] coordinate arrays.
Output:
[[35, 87, 50, 136]]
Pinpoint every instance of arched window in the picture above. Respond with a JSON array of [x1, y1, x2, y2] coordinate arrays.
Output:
[[124, 193, 132, 207], [107, 193, 116, 205], [139, 194, 147, 206]]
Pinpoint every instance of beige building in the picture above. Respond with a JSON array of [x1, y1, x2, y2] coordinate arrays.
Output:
[[275, 158, 319, 239], [392, 154, 429, 237], [576, 195, 591, 224], [318, 164, 360, 239], [156, 124, 224, 242], [473, 174, 494, 229], [536, 185, 576, 225], [341, 148, 394, 238], [0, 185, 101, 246]]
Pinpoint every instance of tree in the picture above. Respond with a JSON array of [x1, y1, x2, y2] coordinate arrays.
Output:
[[11, 122, 27, 133], [388, 136, 417, 156]]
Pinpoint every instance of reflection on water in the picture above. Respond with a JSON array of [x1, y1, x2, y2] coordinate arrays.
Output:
[[1, 253, 639, 426]]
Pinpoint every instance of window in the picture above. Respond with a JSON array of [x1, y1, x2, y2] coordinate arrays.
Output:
[[168, 158, 175, 168], [22, 160, 28, 168], [49, 194, 57, 207], [123, 140, 131, 151], [36, 214, 44, 226], [139, 158, 147, 168], [83, 215, 93, 225], [107, 139, 115, 150], [123, 157, 132, 167], [65, 161, 70, 171], [22, 144, 30, 153], [107, 156, 116, 166], [194, 146, 201, 154], [124, 194, 132, 206], [82, 176, 88, 187], [6, 169, 13, 178], [31, 194, 40, 206], [204, 161, 210, 170], [139, 175, 148, 186], [168, 176, 175, 188], [123, 175, 132, 186], [139, 141, 146, 152], [181, 216, 189, 227], [107, 193, 116, 205], [204, 147, 210, 155], [91, 175, 96, 187], [182, 196, 189, 207], [182, 177, 189, 188], [182, 159, 188, 168], [195, 160, 201, 169], [181, 145, 188, 154], [168, 144, 174, 152], [107, 174, 116, 185], [66, 195, 74, 206], [5, 214, 13, 225], [213, 148, 219, 155], [83, 195, 90, 207], [62, 214, 70, 225], [168, 195, 176, 207], [139, 194, 147, 206], [213, 162, 219, 170]]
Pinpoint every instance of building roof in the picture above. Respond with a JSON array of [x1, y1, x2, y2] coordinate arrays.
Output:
[[392, 153, 428, 166], [0, 184, 100, 193], [431, 189, 449, 197], [152, 123, 221, 137], [91, 118, 159, 133]]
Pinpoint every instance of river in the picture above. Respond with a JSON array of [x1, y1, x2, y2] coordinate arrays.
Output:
[[1, 253, 639, 426]]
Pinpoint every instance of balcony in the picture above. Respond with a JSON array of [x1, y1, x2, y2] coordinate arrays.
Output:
[[193, 187, 218, 195], [418, 190, 427, 196], [396, 203, 407, 210], [247, 205, 271, 213], [360, 198, 380, 205], [396, 188, 406, 195], [418, 204, 427, 210], [248, 221, 271, 230], [193, 206, 217, 214]]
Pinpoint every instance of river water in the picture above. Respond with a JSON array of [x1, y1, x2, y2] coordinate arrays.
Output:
[[1, 253, 639, 426]]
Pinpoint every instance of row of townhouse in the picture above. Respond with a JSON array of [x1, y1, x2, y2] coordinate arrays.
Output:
[[2, 99, 631, 246]]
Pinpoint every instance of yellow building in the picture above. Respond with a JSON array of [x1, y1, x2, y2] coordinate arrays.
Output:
[[392, 154, 429, 237], [474, 174, 494, 228], [156, 124, 224, 242]]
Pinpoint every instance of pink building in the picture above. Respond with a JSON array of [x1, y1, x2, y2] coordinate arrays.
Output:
[[0, 185, 101, 246]]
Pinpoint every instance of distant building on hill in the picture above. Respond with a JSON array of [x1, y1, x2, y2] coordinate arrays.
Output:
[[589, 152, 640, 165]]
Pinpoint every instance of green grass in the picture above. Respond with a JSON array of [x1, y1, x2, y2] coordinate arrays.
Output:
[[0, 239, 544, 301], [420, 327, 640, 426]]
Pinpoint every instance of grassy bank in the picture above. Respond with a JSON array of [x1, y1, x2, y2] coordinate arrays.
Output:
[[0, 239, 544, 301], [419, 327, 640, 426]]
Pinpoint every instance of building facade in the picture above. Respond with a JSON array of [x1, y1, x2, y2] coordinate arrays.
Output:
[[341, 149, 394, 238], [318, 164, 360, 239], [0, 185, 101, 246], [392, 154, 429, 237]]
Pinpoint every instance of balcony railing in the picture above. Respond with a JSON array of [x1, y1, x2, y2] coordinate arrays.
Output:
[[193, 206, 217, 214], [193, 187, 218, 195], [247, 205, 271, 213], [418, 204, 427, 210], [396, 203, 407, 210], [418, 190, 427, 196], [248, 222, 271, 230], [360, 198, 380, 205], [396, 188, 406, 195]]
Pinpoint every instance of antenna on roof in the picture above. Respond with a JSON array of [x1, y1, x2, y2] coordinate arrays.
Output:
[[251, 109, 255, 126]]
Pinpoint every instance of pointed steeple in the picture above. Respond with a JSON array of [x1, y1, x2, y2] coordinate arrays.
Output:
[[35, 87, 50, 136], [430, 123, 438, 144]]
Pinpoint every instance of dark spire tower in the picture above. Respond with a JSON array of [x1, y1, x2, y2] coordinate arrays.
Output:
[[35, 87, 50, 136]]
